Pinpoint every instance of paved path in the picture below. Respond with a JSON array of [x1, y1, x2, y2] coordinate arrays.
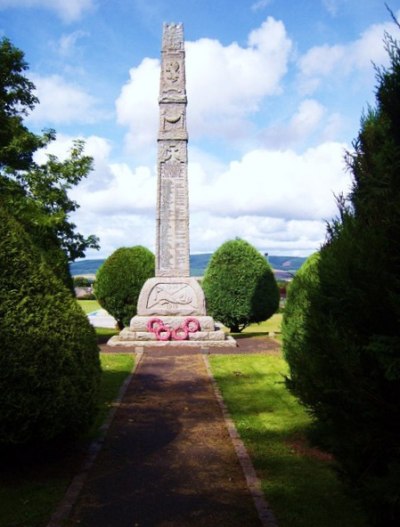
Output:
[[65, 349, 266, 527], [87, 309, 118, 329]]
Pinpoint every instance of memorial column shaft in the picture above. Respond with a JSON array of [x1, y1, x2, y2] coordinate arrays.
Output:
[[156, 23, 190, 278]]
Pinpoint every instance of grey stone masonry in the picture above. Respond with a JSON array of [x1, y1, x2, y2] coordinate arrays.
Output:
[[156, 23, 189, 278], [108, 23, 235, 347]]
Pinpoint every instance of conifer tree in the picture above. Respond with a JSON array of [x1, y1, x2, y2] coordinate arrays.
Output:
[[283, 19, 400, 524]]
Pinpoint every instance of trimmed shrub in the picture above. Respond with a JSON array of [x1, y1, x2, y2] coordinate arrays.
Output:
[[94, 246, 155, 328], [0, 209, 101, 445], [282, 252, 320, 397], [202, 238, 279, 332], [73, 276, 93, 287]]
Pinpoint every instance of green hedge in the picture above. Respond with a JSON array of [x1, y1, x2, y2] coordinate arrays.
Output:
[[94, 246, 155, 328], [203, 238, 279, 332], [0, 209, 101, 445]]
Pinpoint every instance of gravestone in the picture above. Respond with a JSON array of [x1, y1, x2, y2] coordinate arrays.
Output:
[[109, 23, 235, 347]]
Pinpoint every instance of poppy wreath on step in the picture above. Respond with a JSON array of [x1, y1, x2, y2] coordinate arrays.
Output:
[[147, 318, 164, 333], [171, 326, 189, 340], [183, 317, 200, 333], [155, 325, 171, 341]]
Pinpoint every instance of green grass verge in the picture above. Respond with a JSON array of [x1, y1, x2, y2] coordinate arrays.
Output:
[[0, 353, 134, 527], [78, 299, 101, 314], [242, 313, 282, 333], [226, 313, 282, 338], [209, 354, 366, 527]]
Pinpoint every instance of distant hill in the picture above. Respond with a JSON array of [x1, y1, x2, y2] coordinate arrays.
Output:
[[70, 253, 307, 279]]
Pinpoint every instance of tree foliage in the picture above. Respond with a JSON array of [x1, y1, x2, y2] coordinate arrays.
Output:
[[283, 23, 400, 525], [0, 37, 99, 289], [202, 238, 279, 332], [0, 208, 101, 445], [94, 246, 155, 329]]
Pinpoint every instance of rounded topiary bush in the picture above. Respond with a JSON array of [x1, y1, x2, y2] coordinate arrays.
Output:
[[202, 238, 280, 332], [94, 246, 155, 328], [282, 252, 320, 400], [0, 209, 101, 446]]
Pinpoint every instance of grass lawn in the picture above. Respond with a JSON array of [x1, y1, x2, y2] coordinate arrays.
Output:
[[209, 353, 367, 527], [227, 313, 282, 339], [242, 313, 282, 334], [78, 299, 101, 314], [0, 352, 134, 527]]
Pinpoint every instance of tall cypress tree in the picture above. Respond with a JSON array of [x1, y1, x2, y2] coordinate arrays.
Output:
[[284, 20, 400, 525]]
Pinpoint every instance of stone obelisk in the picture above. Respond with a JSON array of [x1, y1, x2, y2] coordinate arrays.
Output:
[[156, 22, 190, 278], [109, 23, 234, 347], [136, 22, 206, 318]]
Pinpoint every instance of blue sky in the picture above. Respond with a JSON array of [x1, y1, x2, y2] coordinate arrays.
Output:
[[1, 0, 399, 258]]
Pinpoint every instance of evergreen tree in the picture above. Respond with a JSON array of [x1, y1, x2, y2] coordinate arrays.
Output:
[[0, 208, 100, 445], [203, 238, 279, 332], [283, 21, 400, 525], [94, 246, 155, 329]]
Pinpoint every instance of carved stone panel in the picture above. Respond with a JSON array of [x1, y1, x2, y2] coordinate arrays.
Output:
[[137, 277, 206, 316], [159, 142, 187, 164], [159, 105, 187, 140], [162, 23, 184, 51]]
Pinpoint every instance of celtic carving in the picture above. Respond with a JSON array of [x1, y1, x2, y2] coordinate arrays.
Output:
[[165, 61, 180, 83], [160, 105, 185, 134], [147, 283, 197, 313], [160, 142, 185, 163]]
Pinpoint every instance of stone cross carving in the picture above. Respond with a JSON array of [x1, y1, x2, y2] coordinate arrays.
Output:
[[156, 22, 190, 278]]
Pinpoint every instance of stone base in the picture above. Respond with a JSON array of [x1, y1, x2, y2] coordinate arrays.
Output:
[[107, 314, 236, 347], [107, 335, 237, 348], [129, 315, 216, 332]]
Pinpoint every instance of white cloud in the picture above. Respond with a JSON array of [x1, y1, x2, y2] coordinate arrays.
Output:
[[251, 0, 271, 12], [67, 138, 351, 257], [38, 123, 350, 258], [34, 133, 115, 192], [73, 163, 156, 215], [28, 74, 104, 124], [189, 212, 326, 256], [322, 0, 340, 17], [189, 141, 350, 221], [261, 99, 326, 148], [115, 58, 159, 156], [0, 0, 94, 22], [298, 17, 400, 93], [57, 30, 88, 56], [115, 17, 292, 153]]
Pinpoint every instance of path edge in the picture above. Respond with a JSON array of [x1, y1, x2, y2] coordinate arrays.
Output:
[[46, 350, 144, 527], [203, 354, 278, 527]]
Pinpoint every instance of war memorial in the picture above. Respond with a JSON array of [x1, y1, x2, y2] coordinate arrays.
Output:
[[109, 23, 235, 347]]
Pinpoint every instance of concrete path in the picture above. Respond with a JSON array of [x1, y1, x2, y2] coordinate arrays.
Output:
[[87, 309, 117, 329], [65, 349, 266, 527]]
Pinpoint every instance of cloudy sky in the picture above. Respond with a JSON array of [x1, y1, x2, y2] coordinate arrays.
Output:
[[1, 0, 399, 258]]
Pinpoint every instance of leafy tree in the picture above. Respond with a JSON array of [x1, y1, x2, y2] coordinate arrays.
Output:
[[94, 246, 155, 329], [202, 238, 279, 332], [0, 37, 47, 171], [0, 37, 99, 289], [283, 21, 400, 526], [0, 208, 101, 445]]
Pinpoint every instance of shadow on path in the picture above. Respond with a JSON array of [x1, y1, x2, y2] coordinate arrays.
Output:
[[66, 352, 262, 527]]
